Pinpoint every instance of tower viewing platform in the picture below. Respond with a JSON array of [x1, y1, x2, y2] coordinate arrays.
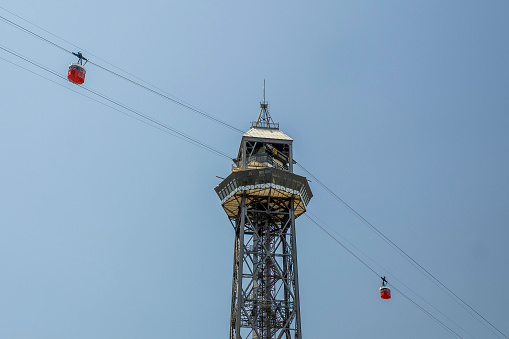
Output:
[[215, 167, 312, 220]]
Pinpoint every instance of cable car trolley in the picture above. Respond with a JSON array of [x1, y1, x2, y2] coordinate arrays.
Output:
[[380, 276, 391, 300], [68, 51, 87, 85]]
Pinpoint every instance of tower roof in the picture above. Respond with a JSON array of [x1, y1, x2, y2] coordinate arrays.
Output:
[[242, 127, 293, 142]]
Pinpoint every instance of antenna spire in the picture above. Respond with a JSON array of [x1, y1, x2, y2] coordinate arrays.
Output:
[[252, 80, 279, 129], [263, 79, 266, 103]]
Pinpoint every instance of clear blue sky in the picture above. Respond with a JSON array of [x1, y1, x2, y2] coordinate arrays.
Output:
[[1, 1, 508, 338]]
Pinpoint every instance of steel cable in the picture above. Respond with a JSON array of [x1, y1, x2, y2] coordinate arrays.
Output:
[[0, 44, 233, 160], [296, 161, 507, 339], [305, 213, 464, 339], [1, 10, 507, 337], [0, 12, 244, 134]]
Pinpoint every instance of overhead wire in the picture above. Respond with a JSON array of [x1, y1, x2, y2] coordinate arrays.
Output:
[[1, 9, 506, 338], [1, 42, 473, 338], [0, 44, 233, 161], [0, 11, 244, 135], [392, 285, 464, 339], [307, 211, 478, 339], [0, 5, 217, 125], [305, 214, 464, 339], [0, 6, 192, 106], [0, 13, 70, 54], [86, 59, 244, 133], [0, 32, 500, 336], [296, 161, 507, 339], [0, 54, 215, 155], [1, 16, 504, 333]]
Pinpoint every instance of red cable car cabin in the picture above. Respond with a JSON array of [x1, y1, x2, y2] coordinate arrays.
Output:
[[68, 63, 86, 84], [380, 286, 391, 299]]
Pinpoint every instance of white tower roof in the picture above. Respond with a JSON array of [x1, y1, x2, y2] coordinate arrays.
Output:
[[242, 127, 293, 142]]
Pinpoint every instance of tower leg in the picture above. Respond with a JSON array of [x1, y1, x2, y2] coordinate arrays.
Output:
[[290, 198, 302, 339], [231, 196, 246, 339], [229, 195, 302, 339]]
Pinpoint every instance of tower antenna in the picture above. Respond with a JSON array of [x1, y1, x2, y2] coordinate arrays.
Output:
[[252, 79, 278, 129], [263, 79, 266, 103]]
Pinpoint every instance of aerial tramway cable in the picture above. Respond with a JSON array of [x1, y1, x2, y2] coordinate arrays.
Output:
[[0, 12, 244, 134], [1, 9, 507, 339], [306, 211, 482, 339], [0, 5, 217, 124], [305, 214, 464, 339], [0, 42, 489, 339], [296, 161, 508, 339], [0, 44, 232, 161]]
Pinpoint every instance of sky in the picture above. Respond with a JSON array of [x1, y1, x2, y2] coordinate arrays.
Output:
[[1, 1, 508, 338]]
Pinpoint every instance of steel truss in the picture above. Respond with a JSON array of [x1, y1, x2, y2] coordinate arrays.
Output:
[[230, 194, 302, 339]]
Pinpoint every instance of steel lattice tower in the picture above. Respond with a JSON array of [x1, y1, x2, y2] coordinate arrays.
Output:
[[215, 89, 312, 339]]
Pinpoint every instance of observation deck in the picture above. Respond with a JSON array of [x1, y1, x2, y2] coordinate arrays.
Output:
[[215, 167, 312, 220]]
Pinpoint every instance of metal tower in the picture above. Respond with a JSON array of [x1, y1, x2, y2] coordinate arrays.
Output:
[[215, 89, 312, 339]]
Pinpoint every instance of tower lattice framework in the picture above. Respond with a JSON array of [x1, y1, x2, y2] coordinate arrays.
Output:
[[215, 95, 312, 339]]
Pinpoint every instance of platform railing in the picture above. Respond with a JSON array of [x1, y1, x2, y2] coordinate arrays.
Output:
[[232, 154, 288, 171]]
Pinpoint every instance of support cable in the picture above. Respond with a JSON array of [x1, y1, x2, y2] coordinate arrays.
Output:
[[0, 10, 506, 337], [0, 44, 233, 160], [297, 162, 507, 339], [86, 59, 244, 133], [0, 14, 71, 54], [305, 213, 464, 339], [1, 44, 475, 337], [0, 55, 217, 155], [307, 211, 477, 339], [0, 6, 188, 104], [0, 5, 215, 126], [2, 39, 501, 337], [0, 11, 244, 134]]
